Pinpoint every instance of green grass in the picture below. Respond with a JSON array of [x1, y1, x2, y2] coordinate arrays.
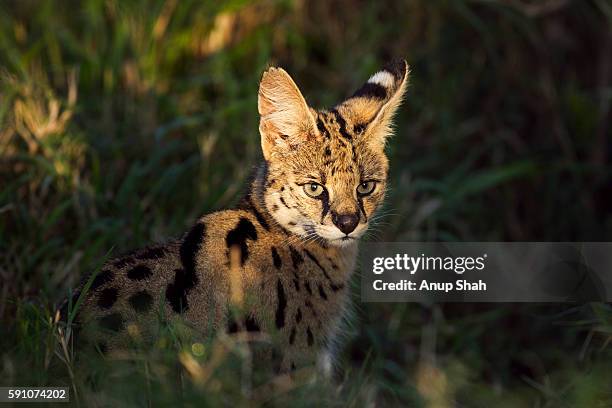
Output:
[[1, 0, 611, 406]]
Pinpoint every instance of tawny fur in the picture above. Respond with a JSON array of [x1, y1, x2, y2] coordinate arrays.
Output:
[[62, 60, 409, 372]]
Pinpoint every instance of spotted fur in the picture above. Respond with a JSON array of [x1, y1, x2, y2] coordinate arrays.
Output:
[[61, 60, 409, 373]]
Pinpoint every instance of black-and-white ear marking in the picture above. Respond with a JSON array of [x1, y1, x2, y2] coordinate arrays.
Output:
[[351, 60, 408, 103], [339, 60, 409, 148]]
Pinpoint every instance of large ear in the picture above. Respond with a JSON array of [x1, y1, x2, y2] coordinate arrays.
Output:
[[337, 60, 409, 149], [258, 67, 318, 160]]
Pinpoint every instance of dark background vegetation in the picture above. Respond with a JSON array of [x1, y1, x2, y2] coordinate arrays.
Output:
[[1, 0, 611, 406]]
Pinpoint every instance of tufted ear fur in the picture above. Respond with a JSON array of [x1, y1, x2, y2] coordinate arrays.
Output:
[[258, 67, 318, 160], [336, 60, 409, 149]]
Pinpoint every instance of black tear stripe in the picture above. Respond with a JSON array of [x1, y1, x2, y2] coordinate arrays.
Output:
[[317, 190, 330, 223], [166, 222, 206, 313], [129, 290, 153, 313], [99, 312, 124, 332], [136, 246, 166, 261], [351, 82, 387, 100], [97, 287, 118, 309], [317, 117, 331, 139], [271, 247, 282, 269], [331, 109, 352, 141], [295, 308, 302, 324], [318, 283, 328, 300], [304, 249, 345, 292], [357, 196, 368, 222], [91, 269, 114, 290], [275, 279, 287, 329], [241, 195, 270, 231], [225, 218, 258, 266], [127, 264, 153, 280], [306, 327, 314, 346], [289, 327, 296, 344]]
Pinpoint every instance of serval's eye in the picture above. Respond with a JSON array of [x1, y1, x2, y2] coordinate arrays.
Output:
[[357, 181, 376, 196], [304, 183, 324, 198]]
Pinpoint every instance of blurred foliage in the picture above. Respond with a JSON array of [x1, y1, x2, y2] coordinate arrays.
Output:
[[0, 0, 611, 406]]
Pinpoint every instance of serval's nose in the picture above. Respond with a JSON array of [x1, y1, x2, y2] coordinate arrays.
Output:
[[331, 211, 359, 235]]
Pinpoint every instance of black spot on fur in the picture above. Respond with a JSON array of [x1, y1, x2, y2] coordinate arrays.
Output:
[[99, 312, 124, 332], [289, 246, 303, 268], [293, 278, 300, 291], [271, 247, 282, 269], [129, 290, 153, 313], [112, 257, 133, 269], [305, 300, 317, 318], [127, 264, 153, 280], [328, 257, 339, 270], [306, 327, 314, 346], [330, 282, 345, 292], [272, 204, 279, 212], [275, 279, 287, 329], [331, 109, 352, 140], [352, 82, 387, 100], [318, 284, 328, 300], [245, 316, 260, 332], [289, 327, 296, 344], [304, 249, 345, 292], [240, 195, 270, 231], [317, 118, 330, 139], [304, 280, 313, 295], [295, 308, 302, 323], [166, 222, 205, 313], [136, 246, 166, 260], [325, 146, 331, 156], [354, 123, 366, 134], [225, 218, 258, 266], [97, 287, 118, 309], [91, 269, 114, 290], [279, 196, 290, 209]]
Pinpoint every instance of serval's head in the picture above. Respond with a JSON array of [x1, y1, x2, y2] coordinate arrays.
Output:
[[258, 60, 409, 247]]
